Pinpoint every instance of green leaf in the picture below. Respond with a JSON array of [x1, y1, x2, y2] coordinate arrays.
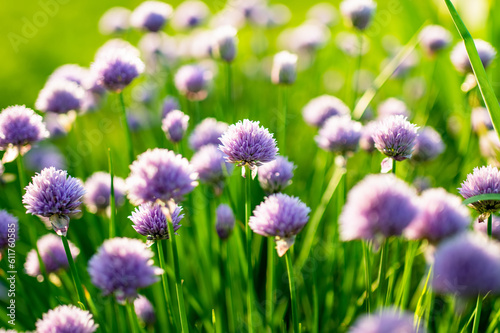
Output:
[[444, 0, 500, 140], [462, 193, 500, 206]]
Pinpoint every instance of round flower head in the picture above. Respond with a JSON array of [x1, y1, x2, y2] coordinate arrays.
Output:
[[174, 64, 212, 101], [172, 0, 210, 30], [302, 95, 350, 128], [191, 145, 233, 194], [451, 39, 496, 74], [25, 234, 80, 277], [88, 237, 162, 303], [216, 204, 235, 240], [23, 167, 86, 236], [474, 215, 500, 241], [84, 172, 127, 214], [212, 25, 238, 63], [219, 119, 278, 175], [161, 96, 180, 118], [359, 121, 377, 153], [271, 51, 298, 85], [459, 165, 500, 221], [130, 203, 183, 245], [419, 25, 452, 57], [405, 188, 470, 243], [95, 39, 141, 59], [372, 115, 419, 172], [340, 174, 418, 241], [35, 79, 84, 114], [249, 193, 310, 257], [48, 64, 89, 86], [307, 3, 338, 27], [348, 308, 421, 333], [134, 295, 156, 326], [411, 126, 445, 162], [433, 232, 500, 297], [0, 105, 48, 152], [130, 1, 173, 32], [377, 98, 410, 119], [315, 116, 362, 155], [91, 42, 145, 93], [471, 106, 493, 134], [161, 110, 189, 143], [36, 305, 97, 333], [258, 155, 295, 194], [189, 117, 228, 151], [340, 0, 376, 31], [0, 210, 18, 252], [126, 148, 198, 205], [99, 7, 131, 35]]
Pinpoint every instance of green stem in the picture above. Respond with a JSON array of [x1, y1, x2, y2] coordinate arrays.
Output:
[[377, 239, 389, 307], [156, 241, 176, 330], [126, 301, 139, 333], [108, 148, 116, 238], [223, 241, 236, 332], [279, 86, 288, 154], [392, 160, 397, 175], [399, 241, 416, 309], [61, 235, 86, 310], [266, 239, 275, 329], [488, 214, 493, 238], [285, 250, 299, 333], [16, 154, 27, 193], [362, 241, 372, 313], [472, 294, 483, 333], [245, 166, 254, 333], [119, 92, 134, 164], [167, 214, 190, 332]]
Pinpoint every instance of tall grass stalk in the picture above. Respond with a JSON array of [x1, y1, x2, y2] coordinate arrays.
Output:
[[126, 302, 139, 333], [119, 92, 134, 164], [285, 250, 299, 333], [156, 241, 176, 330], [244, 166, 255, 333], [61, 235, 87, 310], [472, 295, 483, 333]]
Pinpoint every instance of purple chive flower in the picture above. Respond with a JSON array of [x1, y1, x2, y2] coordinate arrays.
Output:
[[271, 51, 298, 85], [340, 0, 376, 31], [161, 96, 180, 118], [412, 127, 445, 162], [258, 156, 295, 194], [249, 193, 310, 257], [359, 121, 377, 153], [284, 22, 330, 54], [134, 295, 156, 326], [23, 167, 85, 236], [36, 305, 97, 333], [130, 203, 183, 245], [302, 95, 350, 128], [172, 0, 210, 30], [451, 39, 496, 74], [459, 165, 500, 221], [48, 64, 89, 86], [219, 119, 278, 175], [0, 105, 48, 152], [191, 145, 233, 194], [419, 25, 452, 57], [189, 117, 228, 151], [474, 215, 500, 241], [348, 308, 420, 333], [161, 110, 189, 143], [130, 1, 173, 32], [25, 233, 80, 277], [216, 204, 235, 240], [340, 174, 418, 241], [84, 172, 127, 214], [405, 188, 470, 243], [307, 3, 338, 27], [99, 7, 131, 35], [471, 106, 493, 134], [212, 25, 238, 63], [174, 64, 212, 101], [0, 210, 18, 252], [88, 237, 162, 303], [372, 115, 418, 172], [126, 148, 198, 205], [91, 42, 145, 93], [35, 79, 84, 114], [95, 39, 141, 59], [377, 98, 410, 119], [315, 116, 362, 155], [433, 232, 500, 297]]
